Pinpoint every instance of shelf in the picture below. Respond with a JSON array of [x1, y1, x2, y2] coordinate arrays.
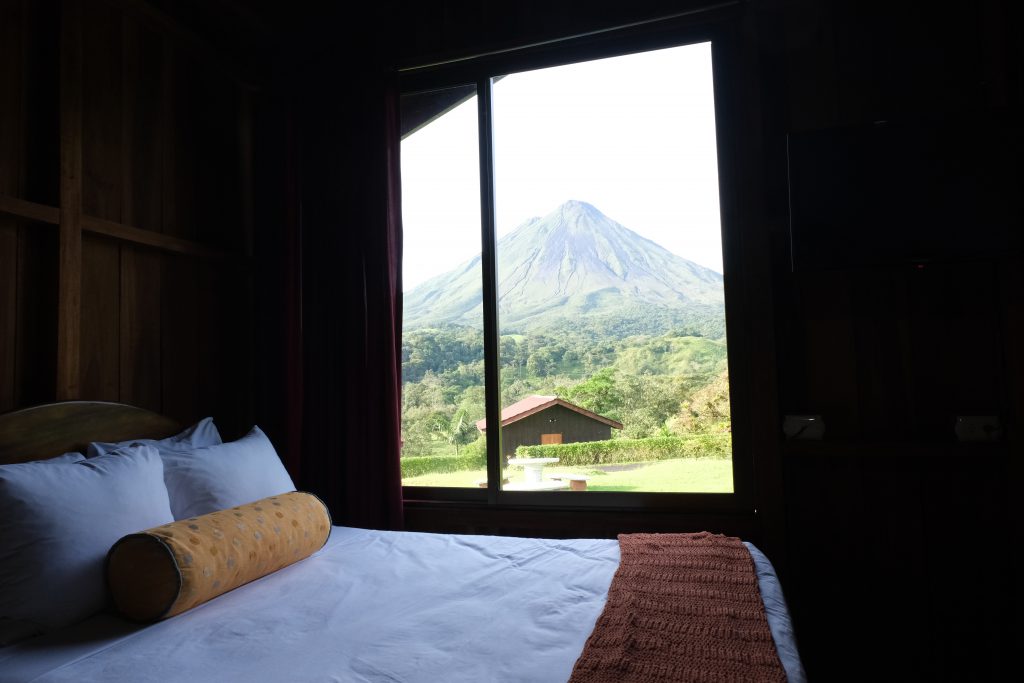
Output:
[[783, 440, 1007, 458]]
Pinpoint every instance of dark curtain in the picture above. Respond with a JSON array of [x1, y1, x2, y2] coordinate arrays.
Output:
[[286, 70, 404, 530]]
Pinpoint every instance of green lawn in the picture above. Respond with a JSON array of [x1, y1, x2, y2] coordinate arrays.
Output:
[[402, 457, 733, 493]]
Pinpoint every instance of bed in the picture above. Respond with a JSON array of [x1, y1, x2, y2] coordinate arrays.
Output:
[[0, 402, 805, 683]]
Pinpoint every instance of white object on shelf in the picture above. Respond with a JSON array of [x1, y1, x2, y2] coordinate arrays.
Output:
[[954, 415, 1002, 442], [782, 415, 824, 440]]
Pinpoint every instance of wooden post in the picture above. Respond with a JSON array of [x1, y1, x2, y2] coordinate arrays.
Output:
[[57, 0, 83, 400]]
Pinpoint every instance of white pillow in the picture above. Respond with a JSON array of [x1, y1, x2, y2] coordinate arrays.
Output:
[[86, 417, 222, 458], [0, 446, 174, 632], [159, 426, 296, 520]]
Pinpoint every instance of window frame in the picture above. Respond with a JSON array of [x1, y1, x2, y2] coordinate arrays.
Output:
[[399, 17, 757, 515]]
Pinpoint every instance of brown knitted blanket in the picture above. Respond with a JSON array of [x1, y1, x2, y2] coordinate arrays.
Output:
[[568, 532, 787, 683]]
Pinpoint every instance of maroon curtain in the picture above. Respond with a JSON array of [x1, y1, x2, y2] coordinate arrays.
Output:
[[286, 71, 404, 530], [281, 104, 304, 484]]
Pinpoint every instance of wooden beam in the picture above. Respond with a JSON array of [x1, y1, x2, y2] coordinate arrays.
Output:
[[0, 194, 60, 224], [81, 214, 238, 261], [57, 0, 83, 401], [0, 193, 247, 262]]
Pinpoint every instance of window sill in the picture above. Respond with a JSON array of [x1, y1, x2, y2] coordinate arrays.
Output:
[[402, 485, 749, 512], [782, 440, 1007, 458], [402, 497, 758, 539]]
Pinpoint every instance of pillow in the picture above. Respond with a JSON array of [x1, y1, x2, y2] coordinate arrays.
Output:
[[0, 446, 174, 632], [38, 452, 85, 464], [107, 492, 331, 622], [158, 426, 296, 520], [0, 617, 44, 647], [87, 416, 222, 458]]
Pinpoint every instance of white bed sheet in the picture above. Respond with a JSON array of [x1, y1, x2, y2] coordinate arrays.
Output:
[[0, 527, 804, 683]]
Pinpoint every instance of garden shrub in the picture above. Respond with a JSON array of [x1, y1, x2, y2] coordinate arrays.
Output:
[[401, 446, 486, 479], [514, 433, 730, 466]]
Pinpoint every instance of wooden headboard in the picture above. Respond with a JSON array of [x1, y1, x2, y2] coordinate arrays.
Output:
[[0, 402, 182, 465]]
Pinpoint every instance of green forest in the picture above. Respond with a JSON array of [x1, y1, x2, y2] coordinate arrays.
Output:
[[400, 323, 732, 461]]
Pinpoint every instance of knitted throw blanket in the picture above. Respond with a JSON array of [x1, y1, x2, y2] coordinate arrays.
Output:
[[569, 532, 787, 683]]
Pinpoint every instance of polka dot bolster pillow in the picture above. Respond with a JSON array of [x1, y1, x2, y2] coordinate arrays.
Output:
[[106, 492, 331, 622]]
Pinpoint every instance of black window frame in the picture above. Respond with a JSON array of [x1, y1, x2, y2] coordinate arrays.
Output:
[[399, 14, 758, 515]]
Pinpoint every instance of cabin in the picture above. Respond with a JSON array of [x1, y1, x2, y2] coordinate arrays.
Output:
[[0, 1, 1020, 680], [475, 395, 624, 457]]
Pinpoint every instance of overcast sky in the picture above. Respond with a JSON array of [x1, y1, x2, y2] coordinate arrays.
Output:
[[401, 41, 723, 290]]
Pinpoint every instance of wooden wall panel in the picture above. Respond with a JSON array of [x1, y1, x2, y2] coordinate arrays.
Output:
[[22, 0, 59, 207], [81, 3, 122, 223], [0, 221, 15, 412], [0, 0, 25, 195], [80, 236, 119, 401], [121, 14, 163, 234], [0, 0, 23, 413], [1, 0, 254, 433], [14, 227, 57, 407], [160, 255, 199, 421], [118, 245, 161, 411], [1, 0, 58, 409], [161, 46, 196, 241], [57, 0, 84, 401]]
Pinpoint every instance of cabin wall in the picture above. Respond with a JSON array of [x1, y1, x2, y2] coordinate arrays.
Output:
[[500, 405, 613, 457], [0, 0, 255, 437]]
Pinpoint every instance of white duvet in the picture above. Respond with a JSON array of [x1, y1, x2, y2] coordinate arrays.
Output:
[[0, 527, 804, 683]]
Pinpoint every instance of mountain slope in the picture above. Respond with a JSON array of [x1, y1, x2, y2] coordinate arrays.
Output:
[[404, 200, 725, 337]]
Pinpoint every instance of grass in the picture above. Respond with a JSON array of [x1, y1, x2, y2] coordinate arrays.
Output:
[[401, 457, 734, 493]]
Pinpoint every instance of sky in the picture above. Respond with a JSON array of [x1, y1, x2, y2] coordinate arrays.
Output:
[[400, 41, 723, 290]]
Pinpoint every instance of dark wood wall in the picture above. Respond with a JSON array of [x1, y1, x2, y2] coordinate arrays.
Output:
[[0, 0, 255, 436], [500, 405, 613, 456], [768, 2, 1021, 680]]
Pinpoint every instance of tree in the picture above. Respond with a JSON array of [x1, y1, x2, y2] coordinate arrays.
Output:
[[564, 367, 622, 419], [525, 353, 546, 377], [433, 408, 473, 455], [618, 373, 683, 439], [502, 377, 532, 406], [669, 370, 731, 434], [401, 405, 449, 457]]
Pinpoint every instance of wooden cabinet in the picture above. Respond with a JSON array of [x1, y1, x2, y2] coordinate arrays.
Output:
[[783, 448, 1011, 681]]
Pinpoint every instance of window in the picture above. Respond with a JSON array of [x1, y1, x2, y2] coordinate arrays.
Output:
[[400, 28, 749, 509]]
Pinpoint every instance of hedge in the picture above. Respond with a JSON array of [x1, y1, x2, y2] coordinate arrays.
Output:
[[400, 450, 486, 479], [514, 434, 731, 467]]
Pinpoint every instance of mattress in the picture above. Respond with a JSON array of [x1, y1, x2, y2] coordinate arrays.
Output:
[[0, 527, 805, 683]]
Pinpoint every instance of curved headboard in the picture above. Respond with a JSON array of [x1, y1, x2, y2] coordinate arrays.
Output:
[[0, 401, 182, 465]]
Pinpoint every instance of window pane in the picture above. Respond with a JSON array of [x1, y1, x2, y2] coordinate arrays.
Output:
[[490, 43, 733, 493], [400, 85, 488, 488]]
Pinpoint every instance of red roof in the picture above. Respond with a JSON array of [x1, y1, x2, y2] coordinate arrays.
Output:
[[475, 395, 623, 432]]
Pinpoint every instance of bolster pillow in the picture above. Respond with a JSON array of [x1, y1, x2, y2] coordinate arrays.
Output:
[[106, 492, 331, 622]]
